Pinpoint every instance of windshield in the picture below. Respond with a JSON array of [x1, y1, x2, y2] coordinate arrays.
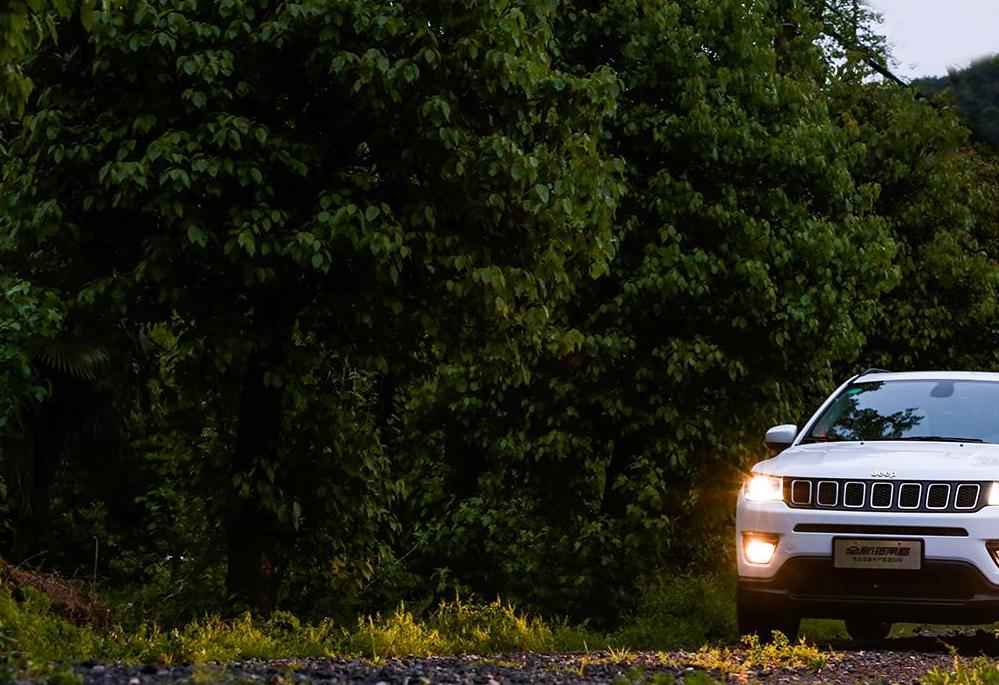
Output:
[[804, 379, 999, 444]]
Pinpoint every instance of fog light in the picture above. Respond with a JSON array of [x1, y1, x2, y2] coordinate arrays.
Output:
[[987, 541, 999, 568], [989, 483, 999, 505], [744, 533, 779, 565]]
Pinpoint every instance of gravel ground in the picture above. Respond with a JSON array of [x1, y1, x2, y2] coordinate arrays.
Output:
[[68, 633, 999, 685], [66, 631, 999, 685]]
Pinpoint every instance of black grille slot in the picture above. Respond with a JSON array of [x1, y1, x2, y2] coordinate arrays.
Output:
[[791, 480, 812, 505], [898, 483, 921, 509], [816, 481, 838, 506], [955, 484, 979, 509], [927, 484, 950, 509], [871, 482, 893, 508], [843, 482, 865, 507]]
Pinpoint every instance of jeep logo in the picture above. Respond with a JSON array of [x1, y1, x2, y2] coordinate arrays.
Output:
[[871, 471, 896, 478]]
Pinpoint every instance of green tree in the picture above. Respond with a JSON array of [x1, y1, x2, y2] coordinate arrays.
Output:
[[396, 0, 903, 621], [826, 79, 999, 369], [1, 0, 623, 612], [915, 55, 999, 144]]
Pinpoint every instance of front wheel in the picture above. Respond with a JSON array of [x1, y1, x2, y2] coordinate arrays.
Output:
[[736, 589, 800, 641], [845, 618, 891, 642]]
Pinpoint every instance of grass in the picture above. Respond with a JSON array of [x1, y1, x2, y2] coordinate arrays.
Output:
[[0, 583, 606, 665], [922, 657, 999, 684], [669, 631, 831, 676], [15, 566, 999, 685]]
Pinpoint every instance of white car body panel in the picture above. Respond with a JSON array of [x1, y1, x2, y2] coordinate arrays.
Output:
[[753, 442, 999, 481]]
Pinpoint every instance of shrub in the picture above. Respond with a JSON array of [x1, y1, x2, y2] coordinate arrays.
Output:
[[613, 573, 737, 649], [0, 583, 98, 662]]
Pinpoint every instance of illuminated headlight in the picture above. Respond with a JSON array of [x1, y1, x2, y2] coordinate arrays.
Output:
[[989, 482, 999, 506], [743, 533, 779, 565], [744, 473, 784, 502]]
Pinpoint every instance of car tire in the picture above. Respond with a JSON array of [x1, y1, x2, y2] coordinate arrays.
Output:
[[845, 618, 891, 641], [736, 589, 800, 641]]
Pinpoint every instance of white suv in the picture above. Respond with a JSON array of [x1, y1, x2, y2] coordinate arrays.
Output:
[[736, 370, 999, 640]]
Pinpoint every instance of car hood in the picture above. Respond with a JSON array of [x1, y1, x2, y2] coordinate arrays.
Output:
[[754, 441, 999, 480]]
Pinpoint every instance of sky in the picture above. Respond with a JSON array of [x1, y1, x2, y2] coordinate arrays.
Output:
[[866, 0, 999, 79]]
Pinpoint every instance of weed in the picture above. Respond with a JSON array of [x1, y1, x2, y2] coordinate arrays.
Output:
[[675, 631, 830, 676], [348, 606, 445, 659], [606, 645, 636, 664], [545, 653, 594, 677], [741, 632, 830, 671], [921, 657, 999, 684]]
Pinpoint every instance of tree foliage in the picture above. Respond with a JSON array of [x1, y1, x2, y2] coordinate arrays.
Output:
[[915, 55, 999, 145], [0, 0, 997, 624], [1, 0, 623, 612]]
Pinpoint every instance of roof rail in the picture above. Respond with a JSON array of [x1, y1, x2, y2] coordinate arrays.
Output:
[[858, 367, 892, 376]]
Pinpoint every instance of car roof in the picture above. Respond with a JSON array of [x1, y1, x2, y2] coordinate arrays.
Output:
[[855, 370, 999, 383]]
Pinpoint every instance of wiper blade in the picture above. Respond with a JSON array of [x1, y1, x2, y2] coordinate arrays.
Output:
[[893, 436, 985, 443]]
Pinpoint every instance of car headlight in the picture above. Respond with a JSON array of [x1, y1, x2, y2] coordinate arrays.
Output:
[[989, 482, 999, 506], [744, 473, 784, 502]]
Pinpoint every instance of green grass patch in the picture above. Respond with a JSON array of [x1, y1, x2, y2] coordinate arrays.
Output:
[[348, 598, 599, 659], [0, 582, 605, 664]]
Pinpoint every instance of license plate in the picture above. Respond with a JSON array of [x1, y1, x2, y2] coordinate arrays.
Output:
[[833, 538, 922, 570]]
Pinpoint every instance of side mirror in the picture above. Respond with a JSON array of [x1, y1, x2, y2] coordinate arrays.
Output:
[[765, 424, 798, 454]]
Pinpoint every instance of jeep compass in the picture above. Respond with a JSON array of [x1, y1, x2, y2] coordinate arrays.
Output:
[[736, 370, 999, 640]]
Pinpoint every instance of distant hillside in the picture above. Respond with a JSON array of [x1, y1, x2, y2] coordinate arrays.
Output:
[[913, 55, 999, 145]]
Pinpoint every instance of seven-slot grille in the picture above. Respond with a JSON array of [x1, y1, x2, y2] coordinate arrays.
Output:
[[783, 478, 989, 513]]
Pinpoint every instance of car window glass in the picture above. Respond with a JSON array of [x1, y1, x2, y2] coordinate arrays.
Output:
[[804, 380, 999, 444]]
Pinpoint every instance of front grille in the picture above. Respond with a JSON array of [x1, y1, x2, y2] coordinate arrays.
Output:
[[784, 478, 989, 513]]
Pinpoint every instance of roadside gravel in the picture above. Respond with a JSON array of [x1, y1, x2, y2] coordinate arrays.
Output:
[[72, 633, 999, 685]]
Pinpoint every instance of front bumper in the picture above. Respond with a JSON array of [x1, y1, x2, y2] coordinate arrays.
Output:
[[737, 499, 999, 621], [739, 558, 999, 623]]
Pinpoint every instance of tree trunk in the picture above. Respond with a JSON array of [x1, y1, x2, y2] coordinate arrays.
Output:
[[224, 294, 295, 614]]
